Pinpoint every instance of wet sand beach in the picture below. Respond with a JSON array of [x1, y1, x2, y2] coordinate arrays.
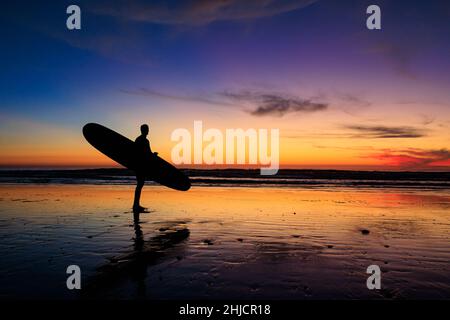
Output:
[[0, 184, 449, 299]]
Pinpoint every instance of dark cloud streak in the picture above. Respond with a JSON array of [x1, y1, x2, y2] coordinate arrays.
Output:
[[120, 88, 233, 106], [90, 0, 317, 26], [121, 88, 329, 117], [222, 91, 328, 117], [344, 125, 426, 139]]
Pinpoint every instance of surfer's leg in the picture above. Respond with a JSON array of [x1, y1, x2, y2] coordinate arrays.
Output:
[[133, 175, 145, 211]]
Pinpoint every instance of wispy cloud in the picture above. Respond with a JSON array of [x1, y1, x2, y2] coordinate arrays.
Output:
[[90, 0, 317, 25], [337, 93, 371, 108], [344, 125, 426, 139], [333, 92, 372, 118], [121, 88, 329, 117], [369, 41, 417, 79], [222, 91, 328, 117], [366, 148, 450, 168], [418, 114, 435, 126], [120, 88, 232, 106]]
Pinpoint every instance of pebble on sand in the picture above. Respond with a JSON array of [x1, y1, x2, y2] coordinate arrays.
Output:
[[203, 239, 214, 245]]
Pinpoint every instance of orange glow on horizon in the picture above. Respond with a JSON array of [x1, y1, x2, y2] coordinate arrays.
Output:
[[1, 114, 449, 171]]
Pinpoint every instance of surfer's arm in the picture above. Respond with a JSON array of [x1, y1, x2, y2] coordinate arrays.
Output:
[[146, 140, 158, 157]]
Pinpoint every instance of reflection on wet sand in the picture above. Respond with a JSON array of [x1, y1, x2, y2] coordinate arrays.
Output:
[[0, 184, 449, 299], [84, 218, 190, 298]]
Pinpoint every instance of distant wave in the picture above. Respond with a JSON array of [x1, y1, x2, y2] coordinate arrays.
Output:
[[1, 169, 450, 189]]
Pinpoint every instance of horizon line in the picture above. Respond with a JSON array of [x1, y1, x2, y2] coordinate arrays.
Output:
[[1, 166, 449, 173]]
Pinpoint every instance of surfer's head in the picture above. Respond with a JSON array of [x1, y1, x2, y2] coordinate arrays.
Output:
[[140, 124, 149, 136]]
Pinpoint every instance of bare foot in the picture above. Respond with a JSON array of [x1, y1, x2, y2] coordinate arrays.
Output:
[[133, 205, 148, 213]]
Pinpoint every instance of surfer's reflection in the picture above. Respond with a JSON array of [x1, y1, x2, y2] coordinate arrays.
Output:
[[133, 124, 158, 213], [83, 218, 190, 298], [133, 213, 144, 251], [132, 214, 147, 298]]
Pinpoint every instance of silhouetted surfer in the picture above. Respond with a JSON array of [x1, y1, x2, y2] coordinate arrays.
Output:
[[133, 124, 157, 213]]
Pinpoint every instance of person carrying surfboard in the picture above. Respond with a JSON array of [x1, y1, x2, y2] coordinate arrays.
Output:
[[83, 122, 190, 215], [133, 124, 157, 213]]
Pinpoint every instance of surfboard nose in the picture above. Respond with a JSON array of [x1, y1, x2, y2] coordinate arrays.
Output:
[[82, 123, 99, 137]]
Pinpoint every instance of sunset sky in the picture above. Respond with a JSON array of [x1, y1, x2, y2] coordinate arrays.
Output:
[[1, 0, 449, 170]]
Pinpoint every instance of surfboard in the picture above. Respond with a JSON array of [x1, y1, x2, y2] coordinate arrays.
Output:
[[82, 123, 190, 191]]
